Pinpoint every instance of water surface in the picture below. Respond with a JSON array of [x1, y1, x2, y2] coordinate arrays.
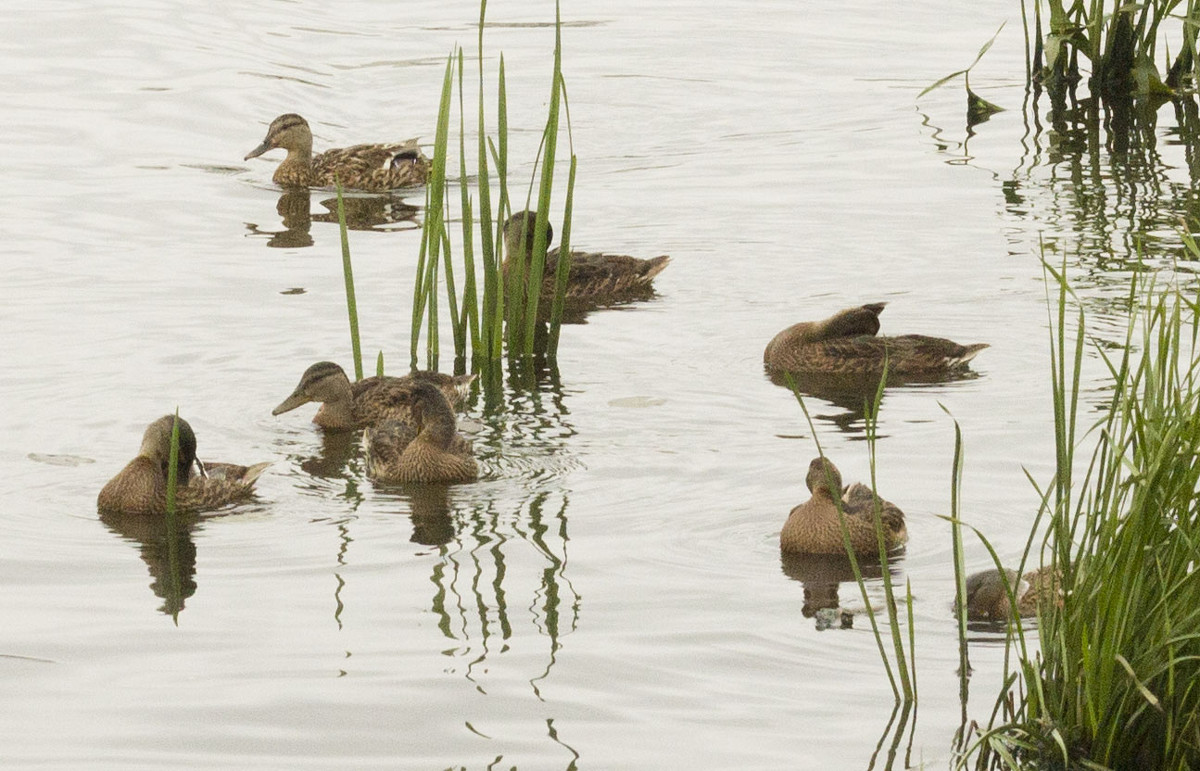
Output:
[[1, 0, 1191, 767]]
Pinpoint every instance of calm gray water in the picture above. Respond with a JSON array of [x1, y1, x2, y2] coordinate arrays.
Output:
[[2, 0, 1194, 767]]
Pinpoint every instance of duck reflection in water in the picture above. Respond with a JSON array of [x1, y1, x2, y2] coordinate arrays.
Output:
[[385, 484, 457, 547], [100, 509, 199, 616], [780, 551, 898, 629], [245, 189, 420, 249]]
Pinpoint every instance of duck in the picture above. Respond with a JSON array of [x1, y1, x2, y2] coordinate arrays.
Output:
[[764, 303, 988, 377], [363, 380, 478, 484], [272, 361, 475, 431], [962, 565, 1060, 622], [502, 210, 670, 304], [97, 415, 270, 517], [781, 456, 907, 555], [245, 114, 429, 192]]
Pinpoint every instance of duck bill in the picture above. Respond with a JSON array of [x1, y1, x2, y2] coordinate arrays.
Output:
[[272, 391, 312, 416], [244, 139, 273, 161]]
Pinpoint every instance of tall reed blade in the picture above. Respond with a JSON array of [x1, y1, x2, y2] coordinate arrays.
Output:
[[164, 409, 184, 625], [518, 1, 568, 357], [546, 146, 577, 354], [413, 52, 457, 370], [334, 182, 363, 381]]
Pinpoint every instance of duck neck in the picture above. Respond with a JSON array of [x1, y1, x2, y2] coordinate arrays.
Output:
[[314, 376, 358, 428], [414, 399, 458, 449], [813, 485, 839, 505], [275, 146, 314, 186]]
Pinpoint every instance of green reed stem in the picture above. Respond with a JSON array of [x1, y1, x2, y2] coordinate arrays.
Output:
[[456, 45, 478, 361], [413, 52, 456, 370], [334, 182, 363, 381], [517, 2, 567, 357], [410, 192, 430, 369], [164, 409, 183, 625], [546, 94, 577, 356], [489, 58, 510, 361]]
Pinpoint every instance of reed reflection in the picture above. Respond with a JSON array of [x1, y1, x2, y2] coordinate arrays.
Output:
[[244, 189, 420, 249], [100, 509, 199, 616], [427, 359, 580, 697], [932, 82, 1200, 308], [868, 700, 917, 771]]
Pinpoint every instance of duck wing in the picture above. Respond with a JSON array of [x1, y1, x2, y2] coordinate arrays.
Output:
[[548, 249, 670, 300], [842, 482, 907, 540], [313, 140, 428, 191], [880, 335, 989, 374]]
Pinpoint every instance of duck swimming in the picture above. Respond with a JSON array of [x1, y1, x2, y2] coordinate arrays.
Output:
[[502, 210, 670, 304], [764, 302, 987, 377], [97, 415, 269, 517], [363, 380, 478, 484], [245, 114, 429, 192], [781, 456, 907, 556], [272, 361, 475, 431], [962, 566, 1060, 622]]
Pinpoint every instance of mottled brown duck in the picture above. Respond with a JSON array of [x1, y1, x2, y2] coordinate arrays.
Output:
[[963, 566, 1060, 622], [97, 415, 269, 517], [780, 456, 907, 556], [272, 361, 475, 431], [764, 303, 988, 377], [363, 380, 478, 484], [502, 210, 670, 304], [245, 114, 429, 192]]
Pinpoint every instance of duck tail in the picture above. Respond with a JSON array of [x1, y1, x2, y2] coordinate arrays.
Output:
[[640, 255, 671, 282], [241, 462, 272, 486], [950, 343, 990, 367]]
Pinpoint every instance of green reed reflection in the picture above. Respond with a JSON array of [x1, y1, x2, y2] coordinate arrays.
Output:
[[429, 489, 578, 696], [427, 361, 579, 699]]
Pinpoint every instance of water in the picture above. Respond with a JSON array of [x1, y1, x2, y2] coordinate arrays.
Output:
[[3, 0, 1196, 767]]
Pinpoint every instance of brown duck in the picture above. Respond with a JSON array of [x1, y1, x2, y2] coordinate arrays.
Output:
[[764, 303, 988, 377], [781, 457, 907, 555], [502, 210, 670, 304], [272, 361, 475, 431], [363, 380, 478, 484], [245, 114, 429, 192], [97, 415, 270, 517], [963, 566, 1060, 622]]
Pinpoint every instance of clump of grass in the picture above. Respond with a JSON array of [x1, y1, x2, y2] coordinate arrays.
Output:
[[1025, 0, 1188, 97], [411, 0, 575, 370], [964, 265, 1200, 769]]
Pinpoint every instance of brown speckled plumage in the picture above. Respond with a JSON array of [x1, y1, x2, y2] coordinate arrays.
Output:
[[780, 457, 907, 555], [502, 211, 670, 304], [963, 566, 1061, 622], [764, 303, 988, 377], [272, 361, 475, 431], [363, 381, 478, 484], [97, 415, 269, 517], [245, 114, 429, 192]]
